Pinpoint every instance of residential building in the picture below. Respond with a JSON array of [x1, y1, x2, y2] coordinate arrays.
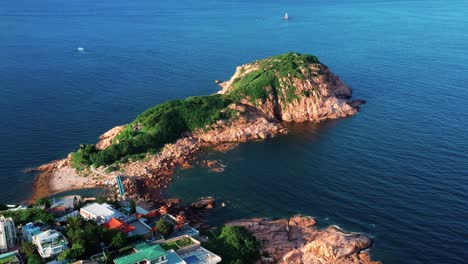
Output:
[[114, 243, 168, 264], [80, 203, 124, 224], [22, 222, 43, 242], [32, 230, 68, 258], [0, 215, 16, 252], [114, 238, 221, 264], [0, 250, 23, 264], [162, 236, 221, 264]]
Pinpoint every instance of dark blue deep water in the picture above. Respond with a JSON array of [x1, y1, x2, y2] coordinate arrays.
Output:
[[2, 0, 468, 263]]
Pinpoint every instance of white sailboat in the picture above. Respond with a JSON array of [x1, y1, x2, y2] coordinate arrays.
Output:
[[282, 12, 289, 20]]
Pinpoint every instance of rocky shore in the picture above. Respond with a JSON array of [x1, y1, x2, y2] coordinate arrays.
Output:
[[29, 52, 375, 263], [32, 53, 364, 201], [228, 215, 380, 264]]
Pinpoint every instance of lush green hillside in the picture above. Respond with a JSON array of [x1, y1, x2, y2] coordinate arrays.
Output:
[[71, 95, 233, 169], [71, 52, 321, 169], [226, 52, 322, 103]]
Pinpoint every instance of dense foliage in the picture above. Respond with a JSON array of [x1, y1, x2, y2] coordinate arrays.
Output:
[[227, 52, 321, 103], [35, 197, 51, 208], [203, 226, 260, 264], [155, 218, 174, 237], [71, 52, 321, 169], [71, 95, 233, 168], [60, 217, 127, 260], [2, 208, 54, 225]]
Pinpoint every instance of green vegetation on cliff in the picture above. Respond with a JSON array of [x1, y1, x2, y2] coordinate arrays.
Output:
[[203, 226, 260, 264], [71, 52, 322, 169], [71, 95, 233, 168], [226, 52, 322, 103]]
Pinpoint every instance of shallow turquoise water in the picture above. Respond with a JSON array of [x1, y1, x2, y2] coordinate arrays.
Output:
[[2, 0, 468, 262]]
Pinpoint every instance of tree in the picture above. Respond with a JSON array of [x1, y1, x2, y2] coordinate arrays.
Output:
[[155, 219, 174, 237], [2, 208, 54, 225], [58, 242, 86, 260], [202, 226, 260, 264], [64, 217, 105, 257], [35, 197, 50, 208], [20, 241, 37, 257], [27, 254, 42, 264], [0, 203, 8, 211], [110, 232, 127, 248]]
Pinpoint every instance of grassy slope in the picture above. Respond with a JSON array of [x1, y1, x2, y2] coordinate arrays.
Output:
[[71, 52, 322, 169], [226, 52, 322, 104]]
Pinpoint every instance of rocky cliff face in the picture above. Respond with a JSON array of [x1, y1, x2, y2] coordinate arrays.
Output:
[[228, 215, 380, 264], [219, 52, 363, 122]]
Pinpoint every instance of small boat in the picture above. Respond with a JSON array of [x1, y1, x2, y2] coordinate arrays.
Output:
[[282, 12, 289, 20]]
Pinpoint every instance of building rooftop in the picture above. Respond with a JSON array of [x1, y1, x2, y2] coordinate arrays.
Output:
[[166, 250, 186, 264], [103, 218, 136, 234], [34, 229, 62, 240], [129, 220, 152, 236], [179, 247, 221, 264], [81, 203, 124, 219], [0, 251, 22, 264], [0, 215, 14, 222], [114, 244, 166, 264]]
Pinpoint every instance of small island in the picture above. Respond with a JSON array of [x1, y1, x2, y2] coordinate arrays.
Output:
[[26, 52, 375, 263], [33, 52, 364, 201]]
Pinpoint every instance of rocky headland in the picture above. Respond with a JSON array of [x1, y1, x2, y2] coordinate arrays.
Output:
[[29, 52, 375, 263], [32, 52, 364, 201], [228, 215, 380, 264]]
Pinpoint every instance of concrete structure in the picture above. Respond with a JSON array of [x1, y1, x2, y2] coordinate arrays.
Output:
[[0, 215, 16, 252], [166, 250, 185, 264], [0, 250, 23, 264], [50, 195, 82, 210], [32, 230, 68, 258], [178, 247, 221, 264], [80, 203, 124, 224]]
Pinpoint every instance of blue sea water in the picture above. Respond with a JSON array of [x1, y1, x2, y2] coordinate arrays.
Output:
[[1, 0, 468, 262]]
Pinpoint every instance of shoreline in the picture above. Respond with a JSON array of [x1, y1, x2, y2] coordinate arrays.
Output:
[[31, 105, 290, 202]]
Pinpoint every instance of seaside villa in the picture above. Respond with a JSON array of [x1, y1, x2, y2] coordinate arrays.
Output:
[[114, 243, 168, 264], [32, 230, 68, 258], [0, 215, 17, 252], [113, 236, 221, 264]]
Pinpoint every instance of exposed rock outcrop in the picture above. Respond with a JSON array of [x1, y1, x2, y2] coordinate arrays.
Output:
[[219, 55, 362, 122], [228, 215, 380, 264], [95, 125, 125, 150]]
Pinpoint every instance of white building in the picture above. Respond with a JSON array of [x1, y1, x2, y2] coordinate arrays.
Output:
[[0, 215, 16, 252], [32, 230, 68, 258], [80, 203, 124, 224]]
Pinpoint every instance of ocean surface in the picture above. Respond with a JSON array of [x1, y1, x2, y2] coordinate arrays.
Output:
[[1, 0, 468, 262]]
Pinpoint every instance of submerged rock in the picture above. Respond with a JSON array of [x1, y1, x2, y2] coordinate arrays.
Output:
[[191, 197, 215, 209]]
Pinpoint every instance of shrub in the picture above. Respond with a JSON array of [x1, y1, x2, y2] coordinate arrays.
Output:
[[155, 218, 174, 237], [203, 226, 260, 264]]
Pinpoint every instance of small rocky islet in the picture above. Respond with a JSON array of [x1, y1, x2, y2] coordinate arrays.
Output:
[[32, 52, 375, 263]]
